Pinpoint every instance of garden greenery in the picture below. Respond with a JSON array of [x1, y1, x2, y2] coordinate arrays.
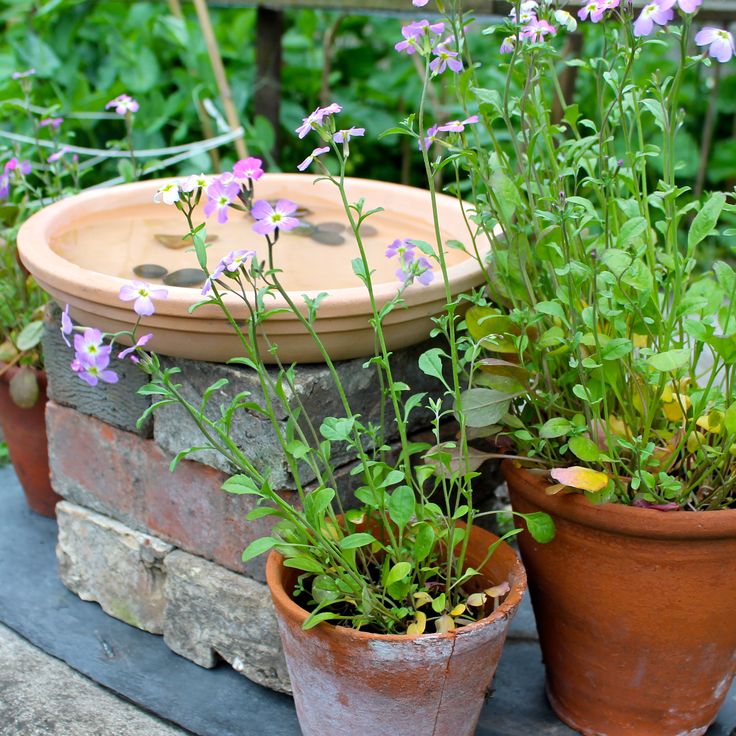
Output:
[[57, 0, 736, 637]]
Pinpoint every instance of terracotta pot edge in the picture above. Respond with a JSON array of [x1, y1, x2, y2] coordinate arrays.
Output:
[[502, 460, 736, 539], [265, 525, 526, 644]]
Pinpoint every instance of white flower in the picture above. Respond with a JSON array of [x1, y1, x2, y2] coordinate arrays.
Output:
[[180, 174, 210, 193], [554, 9, 578, 32], [153, 182, 180, 205]]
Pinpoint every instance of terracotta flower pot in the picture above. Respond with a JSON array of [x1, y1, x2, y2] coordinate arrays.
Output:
[[504, 461, 736, 736], [265, 524, 526, 736], [0, 365, 60, 517]]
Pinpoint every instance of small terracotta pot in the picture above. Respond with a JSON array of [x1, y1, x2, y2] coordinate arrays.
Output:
[[266, 524, 526, 736], [504, 461, 736, 736], [0, 364, 60, 517]]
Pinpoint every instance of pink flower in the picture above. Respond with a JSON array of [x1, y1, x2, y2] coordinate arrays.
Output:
[[419, 124, 441, 152], [251, 200, 300, 235], [12, 69, 35, 80], [633, 0, 674, 37], [105, 94, 139, 115], [203, 177, 241, 224], [695, 27, 735, 63], [73, 329, 111, 362], [520, 18, 557, 43], [333, 127, 365, 144], [118, 281, 168, 317], [578, 0, 617, 22], [233, 157, 264, 182], [72, 352, 119, 387], [395, 20, 445, 55], [297, 146, 330, 172], [60, 305, 73, 347], [39, 117, 63, 129], [47, 147, 69, 164], [295, 103, 342, 139], [437, 115, 479, 133], [4, 158, 31, 175], [413, 0, 430, 5], [118, 333, 153, 362], [677, 0, 701, 11], [429, 43, 463, 74], [500, 36, 516, 54]]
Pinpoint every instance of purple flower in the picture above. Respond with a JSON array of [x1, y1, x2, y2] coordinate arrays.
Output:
[[0, 175, 9, 200], [386, 239, 415, 260], [676, 0, 701, 10], [413, 0, 430, 5], [578, 0, 616, 22], [333, 127, 365, 144], [39, 117, 63, 129], [437, 115, 479, 133], [118, 281, 168, 317], [118, 333, 153, 363], [509, 0, 538, 23], [295, 103, 342, 139], [203, 177, 241, 224], [106, 94, 140, 115], [233, 157, 264, 182], [47, 147, 69, 164], [520, 18, 557, 43], [633, 0, 674, 37], [429, 43, 463, 74], [695, 27, 735, 63], [419, 124, 441, 152], [395, 20, 445, 55], [297, 146, 330, 172], [500, 35, 516, 54], [72, 352, 119, 387], [61, 305, 73, 347], [73, 328, 111, 363], [12, 69, 35, 80], [396, 251, 434, 286], [251, 200, 300, 235]]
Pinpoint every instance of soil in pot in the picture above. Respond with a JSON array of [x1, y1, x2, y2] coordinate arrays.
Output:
[[266, 523, 526, 736], [0, 365, 60, 517], [504, 461, 736, 736]]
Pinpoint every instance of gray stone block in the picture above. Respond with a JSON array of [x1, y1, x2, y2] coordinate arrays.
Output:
[[155, 342, 436, 488], [163, 550, 290, 694], [43, 303, 153, 437], [56, 501, 173, 634]]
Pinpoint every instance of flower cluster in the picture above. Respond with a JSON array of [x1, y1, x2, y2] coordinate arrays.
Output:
[[420, 115, 479, 151], [395, 19, 463, 76], [105, 94, 139, 116], [386, 239, 435, 286], [69, 328, 118, 387]]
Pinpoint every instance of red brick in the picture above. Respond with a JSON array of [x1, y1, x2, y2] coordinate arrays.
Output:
[[46, 401, 296, 581]]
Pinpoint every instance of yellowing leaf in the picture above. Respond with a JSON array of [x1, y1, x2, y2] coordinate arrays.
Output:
[[407, 611, 427, 635], [545, 483, 567, 496], [450, 604, 466, 617], [687, 431, 703, 454], [467, 592, 488, 607], [608, 415, 631, 439], [413, 591, 432, 608], [662, 394, 691, 422], [485, 582, 511, 598], [696, 411, 723, 433], [435, 614, 456, 633], [550, 466, 610, 492], [633, 333, 648, 348]]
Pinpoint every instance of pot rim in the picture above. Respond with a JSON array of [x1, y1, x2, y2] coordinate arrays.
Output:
[[17, 174, 496, 321], [502, 460, 736, 539], [265, 524, 526, 644]]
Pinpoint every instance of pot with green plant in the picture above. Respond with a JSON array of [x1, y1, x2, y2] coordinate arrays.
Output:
[[53, 118, 553, 729], [404, 0, 736, 734]]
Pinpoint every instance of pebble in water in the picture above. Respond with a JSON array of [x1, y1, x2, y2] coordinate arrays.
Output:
[[292, 222, 317, 237], [311, 229, 346, 246], [163, 268, 207, 288], [318, 222, 346, 233], [133, 264, 168, 279]]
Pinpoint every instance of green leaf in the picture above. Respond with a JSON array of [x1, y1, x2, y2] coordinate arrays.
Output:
[[222, 475, 261, 495], [540, 417, 573, 439], [457, 388, 512, 428], [414, 523, 435, 562], [286, 440, 310, 459], [568, 436, 602, 462], [523, 512, 556, 543], [647, 349, 690, 372], [319, 416, 355, 442], [385, 561, 412, 588], [601, 338, 633, 361], [388, 485, 415, 532], [688, 192, 726, 252], [725, 402, 736, 434], [302, 611, 340, 630], [615, 217, 648, 249], [304, 487, 335, 524], [339, 533, 377, 549], [241, 537, 277, 562], [283, 556, 324, 574], [418, 348, 445, 383], [535, 301, 568, 325], [15, 320, 44, 351]]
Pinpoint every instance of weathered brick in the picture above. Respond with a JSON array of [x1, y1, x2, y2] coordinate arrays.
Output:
[[46, 401, 290, 581], [43, 303, 153, 437], [163, 550, 290, 694], [155, 341, 435, 487], [56, 501, 173, 633]]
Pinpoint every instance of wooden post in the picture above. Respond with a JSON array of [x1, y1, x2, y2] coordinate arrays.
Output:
[[255, 6, 284, 165], [192, 0, 248, 159]]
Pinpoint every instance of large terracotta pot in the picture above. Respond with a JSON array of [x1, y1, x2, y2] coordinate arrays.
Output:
[[265, 524, 526, 736], [0, 365, 60, 517], [504, 461, 736, 736]]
